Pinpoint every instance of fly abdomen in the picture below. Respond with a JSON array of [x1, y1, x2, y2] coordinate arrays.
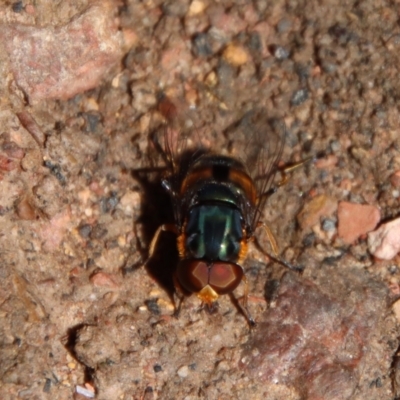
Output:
[[180, 155, 257, 207]]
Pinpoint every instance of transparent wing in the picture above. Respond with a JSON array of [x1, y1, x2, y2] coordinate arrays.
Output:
[[154, 96, 204, 224], [225, 109, 286, 231], [156, 98, 182, 169]]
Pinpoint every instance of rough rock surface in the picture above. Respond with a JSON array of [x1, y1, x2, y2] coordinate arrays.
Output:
[[0, 2, 122, 101], [240, 270, 392, 400]]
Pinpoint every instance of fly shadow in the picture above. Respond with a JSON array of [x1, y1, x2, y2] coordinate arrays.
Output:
[[128, 166, 178, 300], [128, 138, 209, 304], [127, 92, 212, 305]]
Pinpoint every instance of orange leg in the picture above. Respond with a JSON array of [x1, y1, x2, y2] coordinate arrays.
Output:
[[256, 222, 303, 272], [147, 224, 182, 316], [235, 275, 256, 327], [258, 156, 314, 203], [255, 158, 313, 271], [277, 156, 314, 187], [147, 223, 178, 260]]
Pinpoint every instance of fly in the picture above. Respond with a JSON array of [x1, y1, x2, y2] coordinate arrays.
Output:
[[146, 97, 309, 325]]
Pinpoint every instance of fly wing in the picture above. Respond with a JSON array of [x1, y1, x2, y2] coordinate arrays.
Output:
[[226, 109, 286, 231], [157, 97, 187, 174], [154, 96, 204, 225], [249, 118, 285, 230]]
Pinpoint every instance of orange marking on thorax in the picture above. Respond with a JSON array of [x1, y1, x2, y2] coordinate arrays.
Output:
[[177, 233, 186, 259], [181, 164, 257, 204], [228, 169, 257, 204], [180, 166, 213, 195], [237, 237, 248, 264]]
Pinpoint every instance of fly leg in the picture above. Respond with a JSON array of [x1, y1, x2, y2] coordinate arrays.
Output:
[[204, 301, 219, 315], [256, 222, 303, 272], [147, 223, 178, 261], [122, 220, 175, 273], [230, 275, 256, 327], [147, 223, 183, 315], [194, 301, 219, 317], [257, 157, 314, 205], [277, 156, 314, 188], [254, 157, 313, 271], [172, 274, 186, 318]]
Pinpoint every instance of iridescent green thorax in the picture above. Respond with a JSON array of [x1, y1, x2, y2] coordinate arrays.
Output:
[[185, 203, 243, 262]]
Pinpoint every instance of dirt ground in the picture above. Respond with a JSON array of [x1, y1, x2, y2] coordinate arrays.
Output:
[[1, 1, 400, 399]]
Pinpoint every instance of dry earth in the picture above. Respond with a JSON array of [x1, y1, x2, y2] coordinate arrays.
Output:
[[0, 1, 400, 399]]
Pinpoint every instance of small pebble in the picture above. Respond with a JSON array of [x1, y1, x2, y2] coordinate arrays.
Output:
[[297, 195, 337, 230], [117, 235, 127, 247], [145, 299, 160, 315], [153, 364, 163, 373], [368, 217, 400, 260], [84, 208, 93, 217], [277, 18, 292, 33], [392, 299, 400, 323], [16, 197, 36, 220], [251, 348, 260, 357], [189, 363, 196, 370], [121, 29, 139, 50], [205, 71, 218, 87], [185, 88, 198, 108], [119, 190, 140, 216], [12, 1, 24, 13], [222, 44, 249, 66], [43, 378, 51, 393], [157, 298, 175, 311], [100, 193, 119, 213], [330, 140, 341, 152], [25, 4, 34, 14], [76, 385, 95, 398], [192, 33, 213, 57], [83, 97, 99, 111], [78, 224, 92, 238], [390, 171, 400, 188], [273, 45, 290, 60], [248, 32, 262, 52], [0, 155, 17, 171], [321, 218, 336, 231], [90, 272, 119, 288], [303, 232, 316, 247], [177, 365, 189, 378], [188, 0, 206, 16], [291, 88, 309, 106], [149, 288, 162, 297], [315, 154, 338, 169], [338, 202, 381, 244], [2, 141, 25, 159], [217, 360, 230, 371]]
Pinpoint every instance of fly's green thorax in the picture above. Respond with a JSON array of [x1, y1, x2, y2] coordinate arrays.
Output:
[[185, 202, 243, 263], [181, 156, 250, 263], [185, 204, 243, 262]]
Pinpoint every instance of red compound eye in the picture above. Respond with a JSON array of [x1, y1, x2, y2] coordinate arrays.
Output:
[[176, 259, 208, 294], [208, 262, 243, 294], [177, 260, 243, 295]]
